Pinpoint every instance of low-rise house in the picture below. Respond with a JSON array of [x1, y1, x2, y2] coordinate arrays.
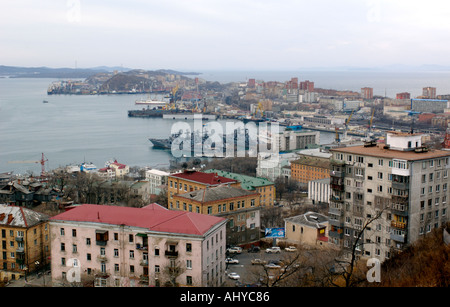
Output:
[[107, 160, 129, 179], [0, 204, 50, 282], [49, 203, 227, 287], [284, 212, 329, 246]]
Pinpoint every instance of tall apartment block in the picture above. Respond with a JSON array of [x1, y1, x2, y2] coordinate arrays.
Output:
[[422, 87, 437, 99], [328, 132, 450, 262], [361, 87, 374, 100]]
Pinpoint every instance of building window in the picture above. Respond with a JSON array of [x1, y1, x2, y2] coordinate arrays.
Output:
[[187, 260, 192, 269], [60, 228, 65, 236], [72, 229, 77, 237], [186, 243, 192, 253]]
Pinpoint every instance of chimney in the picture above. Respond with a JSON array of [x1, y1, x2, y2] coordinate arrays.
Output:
[[7, 214, 14, 224]]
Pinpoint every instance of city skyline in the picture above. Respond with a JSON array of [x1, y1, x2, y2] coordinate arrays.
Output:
[[2, 0, 450, 71]]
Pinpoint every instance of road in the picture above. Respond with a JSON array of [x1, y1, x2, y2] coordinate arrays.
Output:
[[224, 248, 295, 286]]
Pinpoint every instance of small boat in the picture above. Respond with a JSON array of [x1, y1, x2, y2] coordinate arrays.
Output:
[[43, 100, 48, 103]]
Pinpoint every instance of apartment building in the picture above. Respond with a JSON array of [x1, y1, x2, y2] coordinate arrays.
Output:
[[329, 132, 450, 262], [203, 169, 276, 207], [0, 204, 50, 282], [167, 169, 240, 206], [172, 185, 261, 246], [145, 169, 170, 195], [275, 129, 320, 152], [49, 203, 227, 287], [291, 155, 330, 185]]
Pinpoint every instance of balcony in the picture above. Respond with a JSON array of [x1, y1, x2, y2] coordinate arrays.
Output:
[[331, 183, 344, 191], [390, 232, 406, 243], [140, 259, 149, 266], [165, 250, 179, 258], [329, 207, 343, 216], [391, 220, 407, 230], [330, 170, 345, 178], [97, 254, 108, 262], [391, 195, 408, 205], [391, 203, 408, 217], [392, 181, 409, 190], [136, 243, 148, 251], [329, 195, 344, 203], [15, 236, 23, 242]]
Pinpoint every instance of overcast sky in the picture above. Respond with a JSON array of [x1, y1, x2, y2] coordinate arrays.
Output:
[[2, 0, 450, 71]]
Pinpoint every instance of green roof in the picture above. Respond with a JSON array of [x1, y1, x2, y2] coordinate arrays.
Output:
[[203, 169, 274, 191]]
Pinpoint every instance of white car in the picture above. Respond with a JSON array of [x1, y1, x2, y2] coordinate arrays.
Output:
[[228, 272, 240, 280], [265, 263, 281, 269], [251, 259, 267, 265], [225, 258, 239, 264], [285, 246, 297, 252], [265, 247, 281, 253], [227, 247, 242, 254]]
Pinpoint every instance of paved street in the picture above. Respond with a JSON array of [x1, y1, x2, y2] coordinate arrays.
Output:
[[224, 248, 295, 286]]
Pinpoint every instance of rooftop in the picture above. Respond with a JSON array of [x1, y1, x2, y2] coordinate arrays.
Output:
[[291, 155, 330, 169], [176, 185, 258, 203], [50, 203, 226, 236], [284, 211, 328, 229], [169, 170, 237, 186], [331, 143, 450, 161], [0, 204, 49, 228], [203, 169, 274, 190]]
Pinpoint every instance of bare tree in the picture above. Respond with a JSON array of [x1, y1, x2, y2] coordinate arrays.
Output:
[[329, 208, 386, 287]]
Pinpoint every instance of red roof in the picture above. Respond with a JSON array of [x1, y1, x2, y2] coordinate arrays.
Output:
[[50, 204, 225, 236], [170, 170, 236, 185]]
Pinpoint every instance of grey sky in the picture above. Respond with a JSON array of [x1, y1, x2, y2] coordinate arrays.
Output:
[[2, 0, 450, 71]]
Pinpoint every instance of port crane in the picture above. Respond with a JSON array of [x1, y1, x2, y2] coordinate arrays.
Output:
[[335, 109, 354, 144], [8, 153, 48, 177]]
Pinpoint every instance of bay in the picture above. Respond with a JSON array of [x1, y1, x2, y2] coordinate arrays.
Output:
[[3, 68, 449, 175]]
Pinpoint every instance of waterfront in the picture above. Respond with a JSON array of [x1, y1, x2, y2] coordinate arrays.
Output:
[[0, 78, 332, 175], [2, 70, 450, 175]]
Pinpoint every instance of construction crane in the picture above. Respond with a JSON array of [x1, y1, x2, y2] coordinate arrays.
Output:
[[8, 153, 48, 177], [254, 102, 265, 118], [342, 109, 354, 141]]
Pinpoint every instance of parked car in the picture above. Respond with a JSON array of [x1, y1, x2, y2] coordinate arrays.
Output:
[[226, 258, 239, 264], [285, 246, 297, 252], [251, 258, 267, 265], [265, 263, 282, 269], [228, 272, 240, 280], [227, 247, 242, 254], [247, 246, 260, 253], [265, 247, 281, 253]]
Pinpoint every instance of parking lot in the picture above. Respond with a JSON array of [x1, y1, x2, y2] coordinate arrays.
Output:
[[224, 247, 297, 286]]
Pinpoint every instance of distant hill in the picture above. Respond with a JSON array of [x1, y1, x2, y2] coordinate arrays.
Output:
[[0, 65, 200, 78], [0, 65, 112, 78]]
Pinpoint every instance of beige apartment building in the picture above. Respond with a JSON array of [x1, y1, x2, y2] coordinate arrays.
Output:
[[329, 132, 450, 262]]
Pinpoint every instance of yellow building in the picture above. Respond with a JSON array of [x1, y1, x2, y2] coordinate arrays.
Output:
[[0, 204, 50, 283], [203, 169, 276, 207], [290, 156, 330, 184], [284, 212, 329, 246], [167, 170, 240, 206], [172, 185, 261, 246]]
